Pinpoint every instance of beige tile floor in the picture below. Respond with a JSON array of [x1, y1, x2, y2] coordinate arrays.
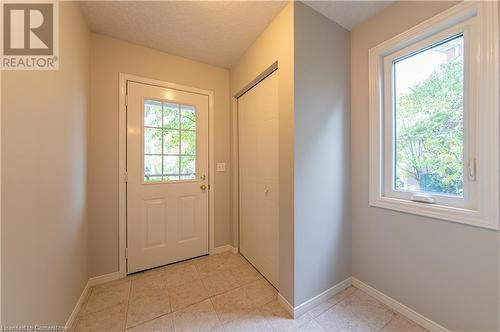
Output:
[[73, 252, 427, 332]]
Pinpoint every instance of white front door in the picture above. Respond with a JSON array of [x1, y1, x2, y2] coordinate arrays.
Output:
[[238, 70, 279, 288], [127, 81, 209, 274]]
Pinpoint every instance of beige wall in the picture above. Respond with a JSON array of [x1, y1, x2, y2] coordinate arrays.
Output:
[[1, 2, 90, 325], [230, 3, 295, 304], [89, 34, 231, 277], [351, 2, 499, 330]]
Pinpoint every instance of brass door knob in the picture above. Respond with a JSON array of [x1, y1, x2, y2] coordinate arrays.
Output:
[[200, 184, 207, 190]]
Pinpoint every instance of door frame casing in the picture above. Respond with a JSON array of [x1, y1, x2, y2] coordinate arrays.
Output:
[[118, 73, 215, 278]]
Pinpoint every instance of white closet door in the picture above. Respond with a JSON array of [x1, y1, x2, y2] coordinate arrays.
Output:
[[238, 70, 279, 288]]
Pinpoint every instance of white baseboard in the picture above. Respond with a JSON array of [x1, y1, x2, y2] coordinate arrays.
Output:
[[278, 277, 449, 332], [209, 244, 237, 255], [352, 278, 449, 332], [65, 272, 120, 330], [87, 272, 120, 287], [64, 282, 90, 331], [277, 277, 353, 318], [66, 271, 448, 332], [294, 277, 352, 318]]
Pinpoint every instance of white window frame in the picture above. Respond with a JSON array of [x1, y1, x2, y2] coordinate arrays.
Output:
[[369, 1, 499, 230], [384, 28, 473, 209]]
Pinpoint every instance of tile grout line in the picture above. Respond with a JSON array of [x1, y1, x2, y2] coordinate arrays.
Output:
[[206, 296, 223, 330], [126, 272, 171, 329], [83, 253, 268, 331], [125, 310, 172, 330], [377, 312, 396, 332], [158, 276, 268, 326], [123, 279, 133, 331], [124, 274, 171, 330], [316, 288, 399, 332], [312, 287, 359, 331], [314, 286, 355, 319], [170, 303, 177, 332]]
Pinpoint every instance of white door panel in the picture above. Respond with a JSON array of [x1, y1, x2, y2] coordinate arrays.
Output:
[[127, 81, 209, 274], [238, 71, 279, 288], [143, 198, 167, 248]]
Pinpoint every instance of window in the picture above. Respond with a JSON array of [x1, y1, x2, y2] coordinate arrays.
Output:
[[369, 2, 499, 229], [386, 32, 469, 209], [394, 35, 464, 198], [143, 100, 197, 182]]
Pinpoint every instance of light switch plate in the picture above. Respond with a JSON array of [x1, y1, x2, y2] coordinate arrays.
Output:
[[216, 162, 226, 172]]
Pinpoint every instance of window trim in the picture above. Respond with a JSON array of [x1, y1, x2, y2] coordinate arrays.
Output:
[[368, 1, 499, 230], [383, 27, 473, 209]]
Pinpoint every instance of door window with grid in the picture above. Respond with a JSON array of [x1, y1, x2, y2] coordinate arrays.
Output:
[[143, 100, 196, 182]]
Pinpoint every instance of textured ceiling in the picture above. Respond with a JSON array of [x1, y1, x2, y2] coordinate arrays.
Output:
[[303, 1, 393, 30], [80, 1, 287, 68], [80, 1, 393, 69]]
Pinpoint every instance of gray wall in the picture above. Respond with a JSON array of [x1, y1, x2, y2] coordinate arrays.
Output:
[[1, 2, 90, 325], [293, 2, 352, 306], [351, 2, 499, 331]]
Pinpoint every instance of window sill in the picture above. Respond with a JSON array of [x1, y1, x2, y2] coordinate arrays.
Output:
[[369, 196, 498, 230]]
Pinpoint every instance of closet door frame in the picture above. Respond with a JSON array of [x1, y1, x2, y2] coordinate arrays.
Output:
[[232, 62, 279, 288], [232, 62, 278, 251]]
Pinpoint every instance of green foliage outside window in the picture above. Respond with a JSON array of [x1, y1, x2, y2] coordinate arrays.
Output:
[[395, 59, 464, 196], [144, 101, 196, 181]]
